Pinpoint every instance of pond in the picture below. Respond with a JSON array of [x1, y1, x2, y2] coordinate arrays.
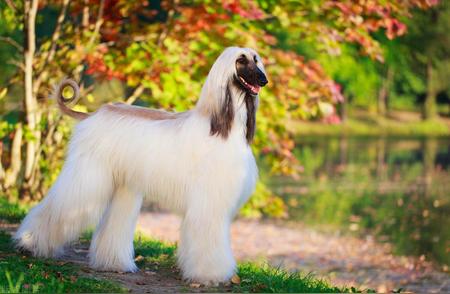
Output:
[[268, 136, 450, 267]]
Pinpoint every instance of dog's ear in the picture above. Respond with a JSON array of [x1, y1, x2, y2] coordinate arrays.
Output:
[[210, 83, 234, 139], [244, 93, 257, 143]]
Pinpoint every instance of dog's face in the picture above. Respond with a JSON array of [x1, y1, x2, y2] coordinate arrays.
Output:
[[234, 51, 268, 96]]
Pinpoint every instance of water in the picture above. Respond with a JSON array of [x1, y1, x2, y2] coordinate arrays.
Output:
[[268, 136, 450, 267]]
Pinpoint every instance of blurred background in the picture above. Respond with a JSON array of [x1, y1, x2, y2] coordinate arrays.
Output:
[[0, 0, 449, 292]]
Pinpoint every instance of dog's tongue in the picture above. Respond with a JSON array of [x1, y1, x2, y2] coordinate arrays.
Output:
[[249, 84, 261, 94]]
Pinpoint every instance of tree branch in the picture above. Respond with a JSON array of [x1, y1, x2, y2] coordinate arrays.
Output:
[[124, 0, 179, 105], [4, 0, 17, 12], [87, 0, 105, 49], [7, 60, 25, 71], [0, 36, 23, 52], [125, 84, 145, 105], [157, 0, 179, 47], [82, 0, 90, 29], [34, 0, 70, 94]]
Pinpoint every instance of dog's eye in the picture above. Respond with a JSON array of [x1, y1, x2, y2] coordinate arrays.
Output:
[[237, 54, 248, 64], [253, 55, 258, 63]]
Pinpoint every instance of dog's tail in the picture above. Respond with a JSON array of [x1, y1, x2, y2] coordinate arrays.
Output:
[[53, 79, 89, 120]]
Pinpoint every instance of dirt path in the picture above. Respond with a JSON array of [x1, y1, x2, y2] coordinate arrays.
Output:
[[137, 212, 450, 293], [0, 222, 220, 293], [60, 243, 202, 293], [4, 214, 448, 293]]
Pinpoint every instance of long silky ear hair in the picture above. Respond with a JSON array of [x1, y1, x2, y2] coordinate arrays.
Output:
[[196, 47, 242, 139], [210, 82, 234, 139], [244, 93, 257, 143]]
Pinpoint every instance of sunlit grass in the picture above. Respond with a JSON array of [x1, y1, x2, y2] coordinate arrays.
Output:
[[234, 263, 354, 293], [0, 199, 353, 293], [0, 231, 124, 293], [288, 114, 450, 137], [0, 198, 27, 223], [133, 234, 352, 293]]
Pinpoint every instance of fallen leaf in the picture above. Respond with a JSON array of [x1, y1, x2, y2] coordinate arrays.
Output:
[[134, 255, 144, 262], [189, 282, 201, 288], [231, 274, 241, 284]]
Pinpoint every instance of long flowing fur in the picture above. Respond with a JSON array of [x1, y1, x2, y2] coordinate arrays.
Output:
[[14, 47, 266, 284]]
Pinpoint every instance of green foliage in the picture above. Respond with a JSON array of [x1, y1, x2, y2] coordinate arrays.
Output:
[[0, 0, 444, 218], [319, 48, 381, 109], [240, 182, 287, 218]]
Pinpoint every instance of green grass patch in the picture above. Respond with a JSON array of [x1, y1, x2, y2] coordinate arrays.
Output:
[[135, 234, 176, 259], [288, 113, 450, 137], [234, 263, 351, 293], [0, 198, 27, 223], [0, 199, 353, 293], [133, 234, 351, 293], [0, 231, 124, 293], [134, 234, 178, 273]]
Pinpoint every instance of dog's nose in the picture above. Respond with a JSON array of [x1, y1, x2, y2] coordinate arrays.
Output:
[[258, 72, 268, 87]]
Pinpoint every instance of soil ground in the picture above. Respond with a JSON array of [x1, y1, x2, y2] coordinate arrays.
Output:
[[137, 212, 450, 293], [0, 222, 225, 293], [3, 212, 448, 293]]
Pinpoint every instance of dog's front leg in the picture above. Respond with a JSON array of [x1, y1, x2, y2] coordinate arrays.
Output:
[[177, 199, 236, 285], [89, 187, 143, 272]]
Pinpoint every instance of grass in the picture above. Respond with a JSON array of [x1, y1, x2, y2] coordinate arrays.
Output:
[[0, 200, 124, 293], [133, 234, 352, 293], [0, 198, 354, 293], [288, 110, 450, 137], [0, 231, 124, 293], [234, 263, 354, 293], [0, 198, 27, 223]]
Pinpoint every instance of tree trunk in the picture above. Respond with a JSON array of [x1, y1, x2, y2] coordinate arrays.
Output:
[[423, 61, 437, 120], [23, 0, 40, 194], [378, 66, 393, 117], [4, 124, 23, 190], [422, 138, 437, 198], [338, 100, 347, 122]]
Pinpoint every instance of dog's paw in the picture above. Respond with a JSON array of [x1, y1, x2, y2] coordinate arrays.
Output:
[[182, 271, 235, 287], [90, 259, 139, 273]]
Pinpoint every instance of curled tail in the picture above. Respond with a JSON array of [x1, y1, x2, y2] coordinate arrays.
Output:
[[53, 79, 89, 120]]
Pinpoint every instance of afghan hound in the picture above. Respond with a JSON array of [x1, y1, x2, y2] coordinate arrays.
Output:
[[14, 47, 268, 284]]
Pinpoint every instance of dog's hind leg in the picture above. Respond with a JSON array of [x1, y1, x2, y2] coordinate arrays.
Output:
[[89, 186, 143, 272], [14, 157, 113, 258]]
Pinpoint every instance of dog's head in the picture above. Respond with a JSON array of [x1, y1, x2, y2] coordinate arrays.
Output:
[[200, 47, 268, 98], [198, 47, 267, 143], [234, 49, 268, 96]]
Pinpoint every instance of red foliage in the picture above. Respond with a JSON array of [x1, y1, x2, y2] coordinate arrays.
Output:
[[222, 0, 265, 20], [85, 47, 124, 81], [175, 5, 229, 37]]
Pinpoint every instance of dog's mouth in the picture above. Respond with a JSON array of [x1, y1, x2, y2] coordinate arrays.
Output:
[[238, 76, 261, 95]]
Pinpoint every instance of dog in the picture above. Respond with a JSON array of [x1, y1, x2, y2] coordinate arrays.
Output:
[[14, 47, 268, 284]]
